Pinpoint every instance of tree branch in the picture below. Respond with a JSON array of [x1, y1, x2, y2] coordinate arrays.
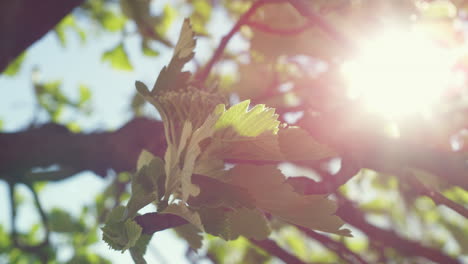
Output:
[[246, 20, 316, 35], [250, 239, 308, 264], [195, 0, 281, 83], [337, 198, 461, 264], [0, 0, 84, 72], [299, 228, 369, 264], [0, 118, 166, 179], [410, 178, 468, 219], [286, 0, 353, 49]]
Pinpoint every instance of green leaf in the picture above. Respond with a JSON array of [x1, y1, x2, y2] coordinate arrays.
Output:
[[3, 52, 26, 76], [199, 207, 270, 241], [226, 165, 351, 236], [155, 4, 177, 36], [101, 206, 142, 252], [215, 100, 280, 137], [48, 208, 84, 233], [189, 174, 255, 209], [152, 18, 196, 94], [161, 203, 204, 231], [101, 10, 127, 32], [190, 0, 212, 34], [127, 153, 165, 218], [78, 84, 92, 106], [228, 208, 270, 240], [129, 234, 152, 264], [174, 224, 203, 250], [102, 43, 133, 71], [205, 111, 334, 162]]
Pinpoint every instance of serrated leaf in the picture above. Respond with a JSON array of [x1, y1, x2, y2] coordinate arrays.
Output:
[[129, 234, 152, 264], [203, 127, 335, 162], [226, 165, 351, 236], [174, 224, 203, 250], [101, 206, 142, 252], [215, 100, 280, 137], [127, 155, 165, 218], [189, 174, 255, 209], [161, 203, 204, 231], [199, 207, 270, 241], [152, 18, 196, 94], [102, 43, 133, 71]]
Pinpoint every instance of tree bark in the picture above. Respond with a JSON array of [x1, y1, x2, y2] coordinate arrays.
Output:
[[0, 0, 84, 72], [0, 118, 166, 178]]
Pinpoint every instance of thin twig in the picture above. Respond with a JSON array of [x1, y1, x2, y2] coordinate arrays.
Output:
[[410, 178, 468, 219], [286, 0, 353, 49], [250, 239, 308, 264], [336, 195, 461, 264], [246, 20, 316, 35], [299, 227, 369, 264], [196, 0, 280, 83], [26, 182, 50, 246]]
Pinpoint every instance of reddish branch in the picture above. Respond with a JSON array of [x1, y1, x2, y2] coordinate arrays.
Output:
[[299, 228, 369, 264], [196, 0, 275, 82], [411, 179, 468, 219], [337, 199, 461, 264], [250, 239, 308, 264], [246, 20, 316, 35], [196, 0, 353, 83]]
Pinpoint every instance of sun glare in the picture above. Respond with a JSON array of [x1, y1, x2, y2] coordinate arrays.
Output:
[[341, 29, 457, 119]]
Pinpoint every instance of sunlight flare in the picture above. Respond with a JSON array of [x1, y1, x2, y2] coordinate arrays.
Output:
[[341, 28, 457, 119]]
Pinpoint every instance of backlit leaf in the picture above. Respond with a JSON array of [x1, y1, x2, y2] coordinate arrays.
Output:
[[214, 100, 280, 137], [174, 224, 203, 250], [161, 203, 204, 231], [226, 165, 351, 236]]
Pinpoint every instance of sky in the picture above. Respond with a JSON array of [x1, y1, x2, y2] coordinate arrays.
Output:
[[0, 8, 212, 264]]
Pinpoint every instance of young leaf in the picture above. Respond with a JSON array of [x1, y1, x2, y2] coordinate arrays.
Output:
[[228, 208, 271, 240], [126, 155, 165, 218], [226, 165, 351, 236], [214, 100, 280, 138], [198, 207, 271, 241], [189, 174, 255, 209], [174, 224, 204, 250], [152, 18, 196, 94], [161, 203, 205, 232], [101, 206, 143, 252]]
